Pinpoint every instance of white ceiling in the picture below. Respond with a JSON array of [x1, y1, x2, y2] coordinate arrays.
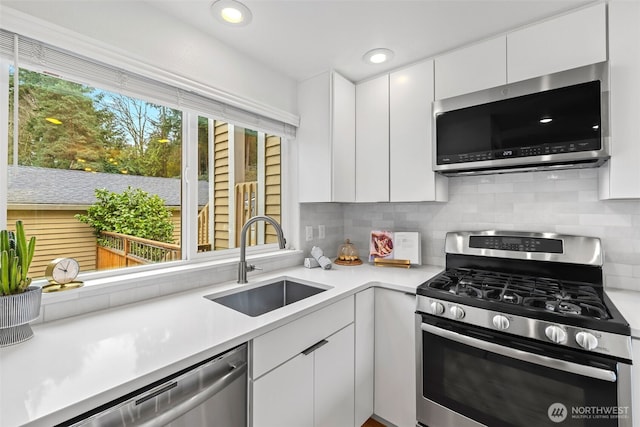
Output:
[[148, 0, 593, 83]]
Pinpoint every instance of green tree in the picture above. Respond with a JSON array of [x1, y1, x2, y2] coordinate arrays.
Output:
[[9, 68, 182, 178], [8, 68, 126, 172], [75, 187, 174, 243]]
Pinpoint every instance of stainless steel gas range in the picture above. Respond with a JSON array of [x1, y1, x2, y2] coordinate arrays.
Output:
[[416, 231, 632, 427]]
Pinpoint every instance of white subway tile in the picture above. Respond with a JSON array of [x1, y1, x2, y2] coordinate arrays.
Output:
[[579, 214, 633, 227]]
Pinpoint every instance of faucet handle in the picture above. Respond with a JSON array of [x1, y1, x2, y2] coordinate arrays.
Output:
[[247, 264, 262, 272]]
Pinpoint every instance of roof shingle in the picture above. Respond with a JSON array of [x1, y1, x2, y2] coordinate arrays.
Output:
[[8, 166, 208, 207]]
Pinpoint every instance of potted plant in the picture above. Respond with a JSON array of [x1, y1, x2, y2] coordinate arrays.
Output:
[[0, 220, 39, 347]]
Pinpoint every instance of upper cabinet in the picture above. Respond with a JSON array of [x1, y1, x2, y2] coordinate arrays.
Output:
[[434, 3, 606, 100], [434, 37, 506, 100], [507, 3, 607, 83], [355, 74, 390, 202], [599, 0, 640, 199], [297, 71, 355, 203], [390, 60, 447, 202], [355, 62, 448, 203]]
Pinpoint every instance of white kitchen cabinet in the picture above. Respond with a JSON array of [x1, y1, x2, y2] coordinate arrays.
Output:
[[390, 60, 447, 202], [251, 296, 355, 427], [297, 70, 355, 202], [599, 0, 640, 200], [507, 3, 606, 83], [314, 324, 355, 427], [434, 36, 506, 100], [252, 351, 314, 427], [354, 288, 375, 425], [252, 324, 355, 427], [434, 4, 606, 100], [374, 288, 416, 427], [356, 74, 390, 202]]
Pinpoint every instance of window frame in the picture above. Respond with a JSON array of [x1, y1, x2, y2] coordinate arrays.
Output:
[[1, 53, 294, 287]]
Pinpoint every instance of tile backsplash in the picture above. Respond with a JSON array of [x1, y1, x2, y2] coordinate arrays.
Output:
[[300, 168, 640, 291]]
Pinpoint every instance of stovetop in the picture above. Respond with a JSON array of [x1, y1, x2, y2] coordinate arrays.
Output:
[[424, 267, 610, 320]]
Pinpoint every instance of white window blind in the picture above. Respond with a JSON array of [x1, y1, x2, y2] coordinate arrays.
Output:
[[0, 29, 297, 137]]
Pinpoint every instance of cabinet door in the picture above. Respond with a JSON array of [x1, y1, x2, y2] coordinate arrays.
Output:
[[355, 288, 375, 425], [297, 71, 355, 202], [599, 0, 640, 199], [434, 36, 506, 100], [252, 352, 314, 427], [315, 324, 355, 427], [374, 288, 416, 427], [507, 3, 606, 83], [332, 72, 356, 202], [297, 71, 332, 202], [356, 74, 389, 202], [390, 60, 447, 202]]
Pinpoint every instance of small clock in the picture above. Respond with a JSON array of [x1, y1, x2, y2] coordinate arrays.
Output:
[[43, 257, 84, 292]]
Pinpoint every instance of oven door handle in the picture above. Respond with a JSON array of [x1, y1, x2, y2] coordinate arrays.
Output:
[[421, 323, 617, 382]]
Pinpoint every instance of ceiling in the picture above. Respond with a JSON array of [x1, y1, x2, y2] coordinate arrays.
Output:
[[148, 0, 592, 83]]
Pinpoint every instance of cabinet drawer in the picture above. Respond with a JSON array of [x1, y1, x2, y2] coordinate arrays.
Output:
[[252, 296, 354, 379]]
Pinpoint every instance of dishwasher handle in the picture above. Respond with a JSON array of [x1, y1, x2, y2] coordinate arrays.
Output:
[[136, 361, 247, 427]]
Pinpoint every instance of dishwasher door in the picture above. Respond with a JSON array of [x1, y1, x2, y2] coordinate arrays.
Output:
[[66, 343, 247, 427]]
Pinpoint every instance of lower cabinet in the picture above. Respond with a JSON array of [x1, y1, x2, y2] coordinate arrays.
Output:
[[250, 297, 355, 427], [252, 350, 314, 427], [374, 288, 416, 427], [314, 324, 355, 427], [354, 288, 375, 426], [249, 289, 418, 427]]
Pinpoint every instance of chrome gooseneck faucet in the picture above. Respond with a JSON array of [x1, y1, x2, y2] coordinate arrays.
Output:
[[238, 215, 286, 284]]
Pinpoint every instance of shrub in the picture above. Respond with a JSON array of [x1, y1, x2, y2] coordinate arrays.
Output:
[[76, 187, 174, 243]]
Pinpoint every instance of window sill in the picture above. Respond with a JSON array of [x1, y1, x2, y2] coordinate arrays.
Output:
[[35, 249, 304, 324]]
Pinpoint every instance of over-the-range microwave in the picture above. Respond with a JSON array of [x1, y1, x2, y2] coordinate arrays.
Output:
[[433, 62, 609, 176]]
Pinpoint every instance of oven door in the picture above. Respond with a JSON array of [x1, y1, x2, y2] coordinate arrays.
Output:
[[416, 313, 632, 427]]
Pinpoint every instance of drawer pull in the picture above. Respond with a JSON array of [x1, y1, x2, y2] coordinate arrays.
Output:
[[301, 339, 329, 355]]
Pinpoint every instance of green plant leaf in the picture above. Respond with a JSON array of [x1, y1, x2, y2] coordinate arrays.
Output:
[[1, 250, 9, 295]]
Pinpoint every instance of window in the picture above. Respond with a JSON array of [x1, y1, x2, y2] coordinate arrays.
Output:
[[1, 30, 289, 281], [197, 117, 281, 253], [7, 67, 183, 275]]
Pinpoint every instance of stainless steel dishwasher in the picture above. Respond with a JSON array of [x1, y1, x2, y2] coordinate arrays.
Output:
[[62, 343, 247, 427]]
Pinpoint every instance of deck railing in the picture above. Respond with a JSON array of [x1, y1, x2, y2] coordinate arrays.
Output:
[[235, 181, 258, 247], [97, 231, 181, 269], [98, 181, 258, 267], [197, 203, 212, 252]]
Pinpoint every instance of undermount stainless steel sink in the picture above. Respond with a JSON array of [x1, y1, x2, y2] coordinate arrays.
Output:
[[205, 278, 328, 317]]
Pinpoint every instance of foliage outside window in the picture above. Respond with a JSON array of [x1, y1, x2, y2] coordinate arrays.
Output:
[[75, 188, 178, 266], [4, 64, 283, 280]]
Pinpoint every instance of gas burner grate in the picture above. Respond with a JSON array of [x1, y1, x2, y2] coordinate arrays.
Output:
[[428, 268, 611, 320]]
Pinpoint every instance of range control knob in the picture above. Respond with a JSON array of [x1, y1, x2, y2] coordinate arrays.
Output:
[[575, 331, 599, 350], [492, 315, 510, 330], [430, 301, 445, 315], [545, 325, 567, 344], [450, 305, 465, 319]]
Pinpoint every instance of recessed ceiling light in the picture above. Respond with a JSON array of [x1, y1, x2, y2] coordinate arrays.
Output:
[[45, 117, 62, 125], [211, 0, 253, 26], [363, 48, 394, 65]]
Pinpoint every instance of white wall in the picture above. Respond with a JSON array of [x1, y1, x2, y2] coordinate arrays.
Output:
[[301, 168, 640, 292], [0, 1, 298, 120]]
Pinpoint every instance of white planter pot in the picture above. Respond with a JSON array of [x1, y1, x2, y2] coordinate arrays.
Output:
[[0, 286, 42, 347]]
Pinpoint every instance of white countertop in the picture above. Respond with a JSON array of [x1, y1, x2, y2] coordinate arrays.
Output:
[[0, 263, 442, 427], [607, 289, 640, 339]]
